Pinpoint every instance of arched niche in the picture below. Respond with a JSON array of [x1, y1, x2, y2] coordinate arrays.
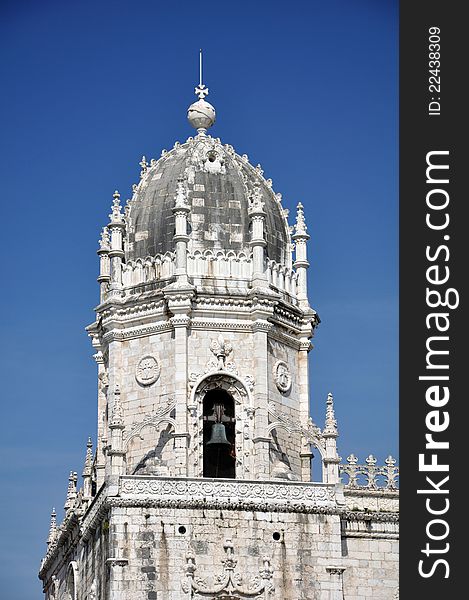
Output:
[[65, 561, 78, 600], [202, 388, 236, 478], [189, 373, 254, 479]]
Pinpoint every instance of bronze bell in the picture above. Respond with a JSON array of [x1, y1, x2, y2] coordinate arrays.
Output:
[[207, 422, 231, 446]]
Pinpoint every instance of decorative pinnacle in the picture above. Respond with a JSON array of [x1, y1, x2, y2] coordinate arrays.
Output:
[[83, 437, 93, 476], [47, 508, 57, 546], [109, 190, 124, 223], [139, 156, 148, 178], [98, 227, 110, 251], [323, 392, 338, 436], [64, 471, 77, 511], [188, 51, 216, 133], [294, 202, 308, 236]]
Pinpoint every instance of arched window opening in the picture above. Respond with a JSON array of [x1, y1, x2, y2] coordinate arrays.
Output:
[[203, 389, 236, 478], [65, 563, 76, 600]]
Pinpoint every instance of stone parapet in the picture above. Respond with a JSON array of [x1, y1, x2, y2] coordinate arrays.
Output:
[[343, 488, 399, 514]]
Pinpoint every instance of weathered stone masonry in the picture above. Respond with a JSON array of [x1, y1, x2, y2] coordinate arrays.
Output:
[[39, 78, 399, 600]]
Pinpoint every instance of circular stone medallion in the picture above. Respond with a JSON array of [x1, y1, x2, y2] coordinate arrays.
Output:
[[135, 355, 160, 386], [273, 360, 292, 393]]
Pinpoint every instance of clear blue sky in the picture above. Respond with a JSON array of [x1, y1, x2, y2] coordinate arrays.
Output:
[[0, 1, 397, 597]]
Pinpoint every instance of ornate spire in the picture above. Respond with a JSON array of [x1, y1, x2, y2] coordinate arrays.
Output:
[[82, 437, 94, 501], [109, 190, 124, 224], [64, 471, 77, 511], [47, 508, 57, 546], [83, 437, 93, 476], [323, 392, 338, 437], [187, 50, 216, 134], [294, 202, 308, 237], [98, 226, 110, 252]]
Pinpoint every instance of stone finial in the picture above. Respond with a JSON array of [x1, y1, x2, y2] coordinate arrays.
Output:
[[47, 508, 57, 546], [346, 454, 358, 465], [139, 155, 148, 178], [98, 227, 110, 251], [109, 190, 124, 223], [188, 50, 216, 134], [294, 202, 308, 237], [83, 437, 93, 476], [64, 471, 77, 511], [323, 392, 338, 437], [365, 454, 377, 466]]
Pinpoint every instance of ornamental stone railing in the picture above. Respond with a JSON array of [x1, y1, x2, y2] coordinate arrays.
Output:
[[339, 455, 399, 491], [118, 476, 340, 512]]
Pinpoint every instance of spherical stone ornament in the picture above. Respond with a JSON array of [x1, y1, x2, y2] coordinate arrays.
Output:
[[273, 360, 292, 393], [187, 99, 216, 131], [135, 355, 160, 386]]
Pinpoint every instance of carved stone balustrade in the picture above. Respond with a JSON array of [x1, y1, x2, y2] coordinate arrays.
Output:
[[339, 454, 399, 491]]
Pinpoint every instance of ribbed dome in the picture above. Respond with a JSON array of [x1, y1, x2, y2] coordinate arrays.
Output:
[[125, 135, 291, 265]]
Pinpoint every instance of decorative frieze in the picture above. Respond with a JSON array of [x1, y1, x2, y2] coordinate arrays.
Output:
[[119, 476, 338, 510]]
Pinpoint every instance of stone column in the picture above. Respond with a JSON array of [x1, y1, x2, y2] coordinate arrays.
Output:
[[97, 226, 111, 303], [88, 331, 108, 490], [292, 202, 310, 308], [172, 176, 191, 285], [108, 191, 125, 299], [165, 289, 194, 476], [322, 393, 341, 484], [248, 183, 268, 288], [82, 437, 93, 501], [107, 385, 126, 490], [250, 292, 275, 479], [298, 329, 313, 481]]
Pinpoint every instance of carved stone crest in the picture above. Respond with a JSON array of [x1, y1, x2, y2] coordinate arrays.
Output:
[[135, 355, 160, 386], [273, 360, 291, 393]]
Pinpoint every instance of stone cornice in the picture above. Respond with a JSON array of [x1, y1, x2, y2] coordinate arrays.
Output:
[[102, 321, 173, 343], [91, 288, 310, 342]]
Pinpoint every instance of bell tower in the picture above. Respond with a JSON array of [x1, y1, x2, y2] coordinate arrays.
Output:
[[84, 72, 326, 490], [39, 63, 399, 600]]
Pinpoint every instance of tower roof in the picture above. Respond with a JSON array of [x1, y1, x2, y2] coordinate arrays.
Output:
[[125, 136, 291, 265]]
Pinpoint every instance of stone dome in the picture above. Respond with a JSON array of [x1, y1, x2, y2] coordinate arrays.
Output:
[[125, 134, 291, 265]]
